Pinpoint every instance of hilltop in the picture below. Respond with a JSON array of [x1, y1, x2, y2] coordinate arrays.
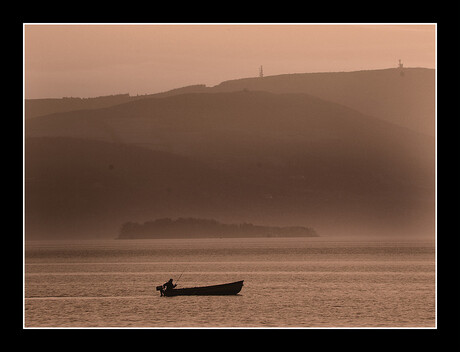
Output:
[[212, 68, 435, 136], [25, 68, 435, 136], [25, 94, 136, 119]]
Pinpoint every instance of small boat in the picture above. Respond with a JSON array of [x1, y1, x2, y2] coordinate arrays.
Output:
[[156, 280, 244, 297]]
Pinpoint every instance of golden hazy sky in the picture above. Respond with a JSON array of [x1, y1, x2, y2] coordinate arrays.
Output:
[[24, 24, 436, 99]]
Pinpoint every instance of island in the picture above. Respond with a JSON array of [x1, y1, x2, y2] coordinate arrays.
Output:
[[117, 217, 318, 239]]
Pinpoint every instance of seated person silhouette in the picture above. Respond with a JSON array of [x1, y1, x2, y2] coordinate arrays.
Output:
[[161, 278, 177, 296]]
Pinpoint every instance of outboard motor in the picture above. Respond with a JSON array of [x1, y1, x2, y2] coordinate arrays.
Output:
[[156, 285, 164, 296]]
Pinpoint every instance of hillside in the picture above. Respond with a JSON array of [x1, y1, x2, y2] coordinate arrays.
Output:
[[25, 90, 434, 180], [211, 68, 435, 136], [25, 94, 137, 119], [25, 86, 209, 119], [25, 137, 277, 238], [25, 90, 435, 238], [25, 68, 435, 136]]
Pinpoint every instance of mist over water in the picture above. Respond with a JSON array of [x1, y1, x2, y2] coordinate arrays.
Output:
[[24, 237, 435, 328]]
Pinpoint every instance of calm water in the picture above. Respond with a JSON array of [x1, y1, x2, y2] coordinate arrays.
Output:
[[24, 237, 435, 328]]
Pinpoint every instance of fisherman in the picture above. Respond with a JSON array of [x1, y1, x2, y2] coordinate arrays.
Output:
[[162, 278, 177, 295]]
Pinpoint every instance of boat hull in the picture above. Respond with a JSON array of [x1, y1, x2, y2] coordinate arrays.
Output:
[[161, 280, 244, 297]]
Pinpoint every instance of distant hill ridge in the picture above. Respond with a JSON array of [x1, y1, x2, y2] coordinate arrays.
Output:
[[25, 68, 435, 136], [25, 85, 210, 119]]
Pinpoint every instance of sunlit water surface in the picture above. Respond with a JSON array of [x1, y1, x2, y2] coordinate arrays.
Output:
[[24, 237, 435, 328]]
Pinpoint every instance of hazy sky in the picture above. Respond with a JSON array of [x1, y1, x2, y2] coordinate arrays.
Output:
[[24, 24, 436, 99]]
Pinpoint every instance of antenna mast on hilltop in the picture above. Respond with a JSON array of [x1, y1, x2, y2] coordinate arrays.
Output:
[[398, 59, 405, 77], [259, 65, 264, 78]]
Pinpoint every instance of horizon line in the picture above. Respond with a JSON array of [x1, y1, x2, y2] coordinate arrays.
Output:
[[24, 66, 434, 100]]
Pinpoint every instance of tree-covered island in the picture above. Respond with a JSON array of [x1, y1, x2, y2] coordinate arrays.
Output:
[[118, 217, 318, 239]]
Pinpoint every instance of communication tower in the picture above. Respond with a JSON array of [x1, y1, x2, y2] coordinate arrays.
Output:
[[398, 59, 405, 77]]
